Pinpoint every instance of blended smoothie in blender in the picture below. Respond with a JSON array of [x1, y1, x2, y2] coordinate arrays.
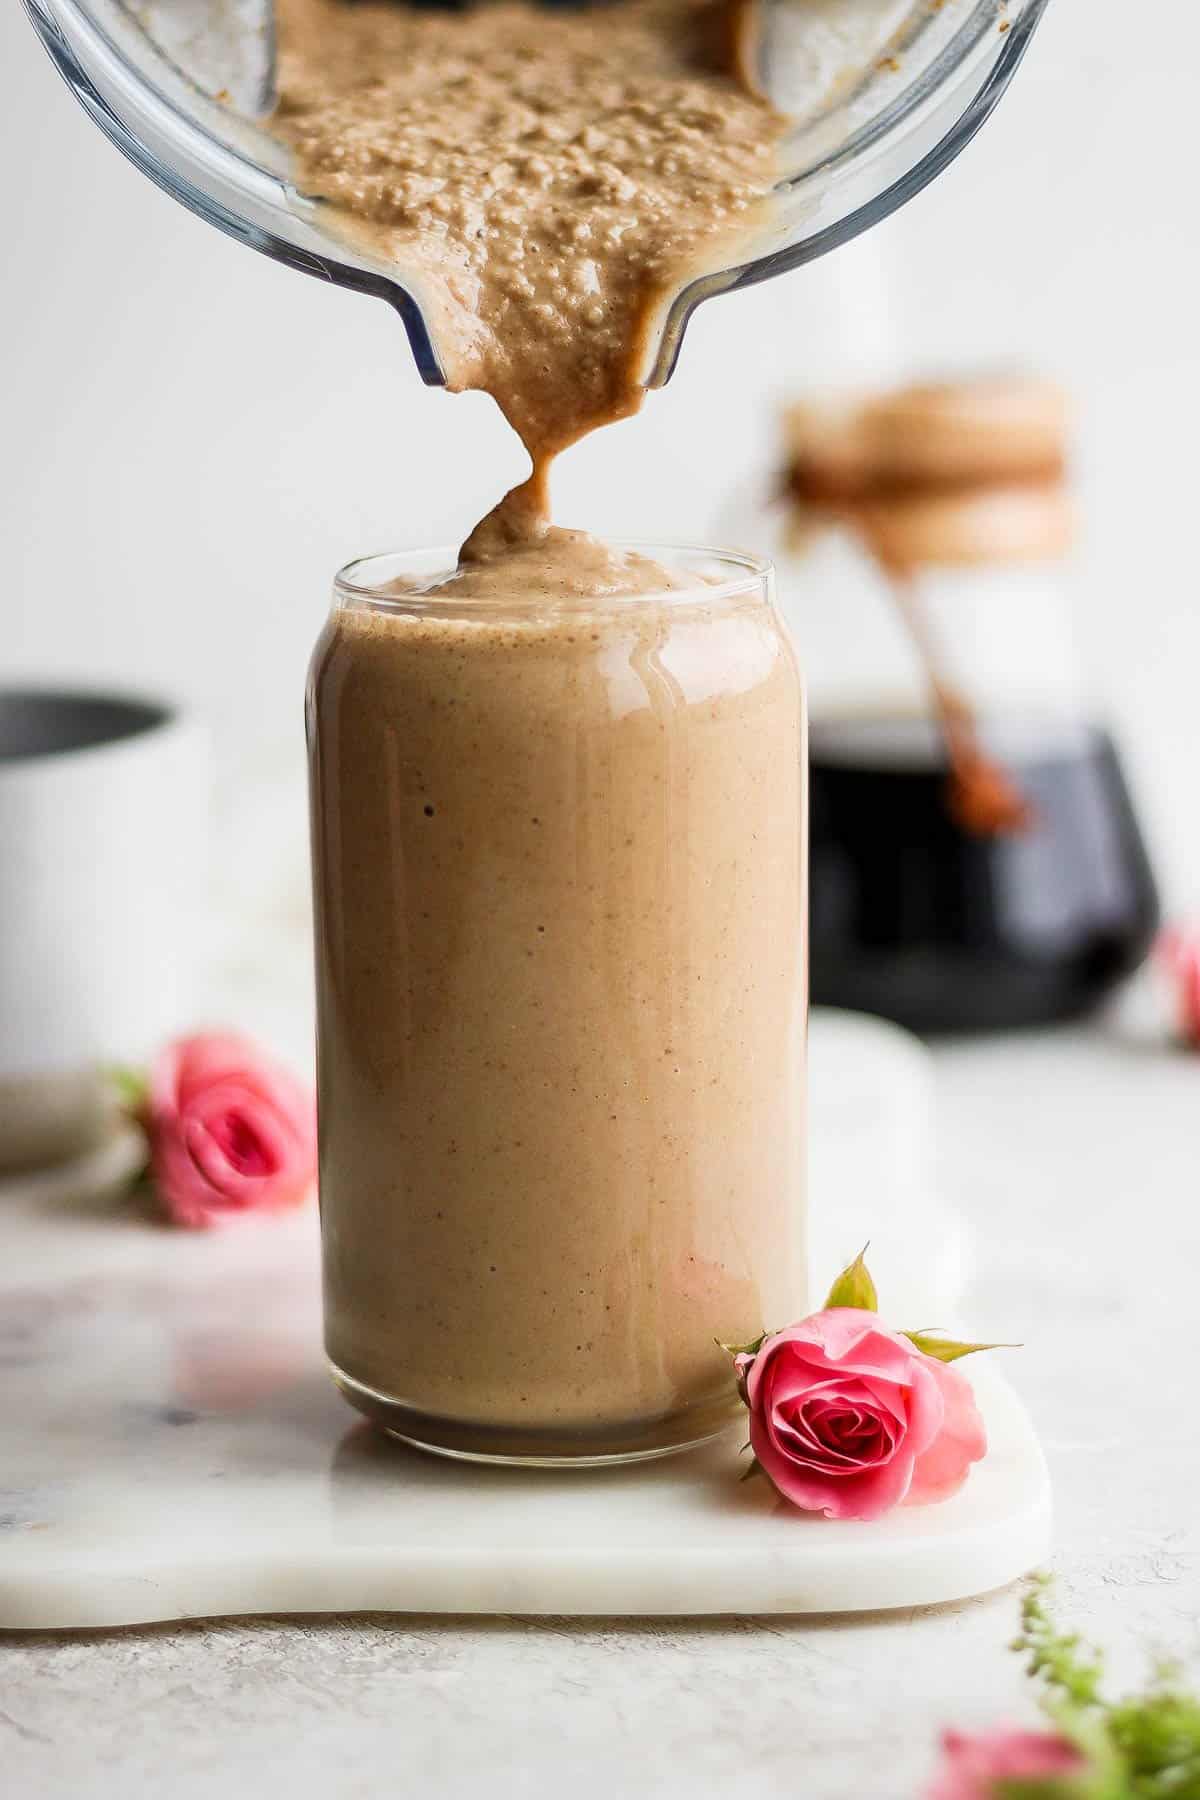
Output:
[[272, 0, 787, 509]]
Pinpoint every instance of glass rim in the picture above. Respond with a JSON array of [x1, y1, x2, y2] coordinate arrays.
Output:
[[332, 542, 774, 615]]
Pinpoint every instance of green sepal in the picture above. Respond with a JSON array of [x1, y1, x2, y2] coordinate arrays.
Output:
[[738, 1452, 764, 1485], [822, 1247, 878, 1313], [903, 1330, 1019, 1363], [107, 1065, 149, 1115], [715, 1331, 768, 1359]]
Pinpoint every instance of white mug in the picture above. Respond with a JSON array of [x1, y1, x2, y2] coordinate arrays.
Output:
[[0, 689, 208, 1169]]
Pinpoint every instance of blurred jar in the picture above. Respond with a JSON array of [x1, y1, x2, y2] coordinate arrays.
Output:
[[766, 376, 1160, 1034]]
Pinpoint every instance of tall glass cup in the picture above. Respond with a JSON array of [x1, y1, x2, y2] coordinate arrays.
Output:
[[307, 546, 807, 1464]]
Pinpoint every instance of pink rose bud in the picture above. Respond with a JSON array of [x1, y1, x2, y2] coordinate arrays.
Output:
[[145, 1033, 317, 1229], [926, 1726, 1089, 1799], [737, 1308, 987, 1521], [1159, 925, 1200, 1048]]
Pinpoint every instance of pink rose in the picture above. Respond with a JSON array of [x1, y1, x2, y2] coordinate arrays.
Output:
[[145, 1033, 316, 1229], [1159, 926, 1200, 1047], [927, 1727, 1089, 1799], [735, 1308, 987, 1520]]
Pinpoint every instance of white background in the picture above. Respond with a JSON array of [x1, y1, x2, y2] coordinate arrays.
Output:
[[4, 13, 1200, 1791], [4, 0, 1199, 928]]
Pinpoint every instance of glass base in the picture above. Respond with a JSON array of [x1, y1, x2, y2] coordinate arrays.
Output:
[[330, 1361, 741, 1467]]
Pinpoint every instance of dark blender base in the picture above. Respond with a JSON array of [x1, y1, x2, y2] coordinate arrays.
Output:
[[809, 715, 1161, 1035]]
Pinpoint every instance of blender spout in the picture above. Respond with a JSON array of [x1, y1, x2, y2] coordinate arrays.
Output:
[[647, 0, 1052, 391]]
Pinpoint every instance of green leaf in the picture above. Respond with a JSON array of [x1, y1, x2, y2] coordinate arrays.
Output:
[[738, 1454, 764, 1485], [903, 1330, 1019, 1363], [822, 1247, 878, 1313]]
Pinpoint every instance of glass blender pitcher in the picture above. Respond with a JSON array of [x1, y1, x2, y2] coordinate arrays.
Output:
[[22, 0, 1050, 392]]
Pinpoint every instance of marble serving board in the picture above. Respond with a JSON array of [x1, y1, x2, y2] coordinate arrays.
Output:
[[0, 1126, 1047, 1629]]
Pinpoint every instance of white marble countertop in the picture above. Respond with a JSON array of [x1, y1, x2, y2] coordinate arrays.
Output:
[[3, 1021, 1196, 1799]]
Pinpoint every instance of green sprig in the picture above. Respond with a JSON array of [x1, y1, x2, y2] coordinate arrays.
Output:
[[1013, 1580, 1106, 1711], [994, 1581, 1200, 1798]]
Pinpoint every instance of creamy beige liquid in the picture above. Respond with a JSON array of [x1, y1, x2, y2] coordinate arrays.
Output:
[[287, 0, 805, 1452], [273, 0, 783, 513], [309, 579, 805, 1451]]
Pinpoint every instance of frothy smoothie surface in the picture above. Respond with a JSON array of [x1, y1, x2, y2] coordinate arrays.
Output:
[[436, 519, 703, 602], [272, 0, 785, 564]]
